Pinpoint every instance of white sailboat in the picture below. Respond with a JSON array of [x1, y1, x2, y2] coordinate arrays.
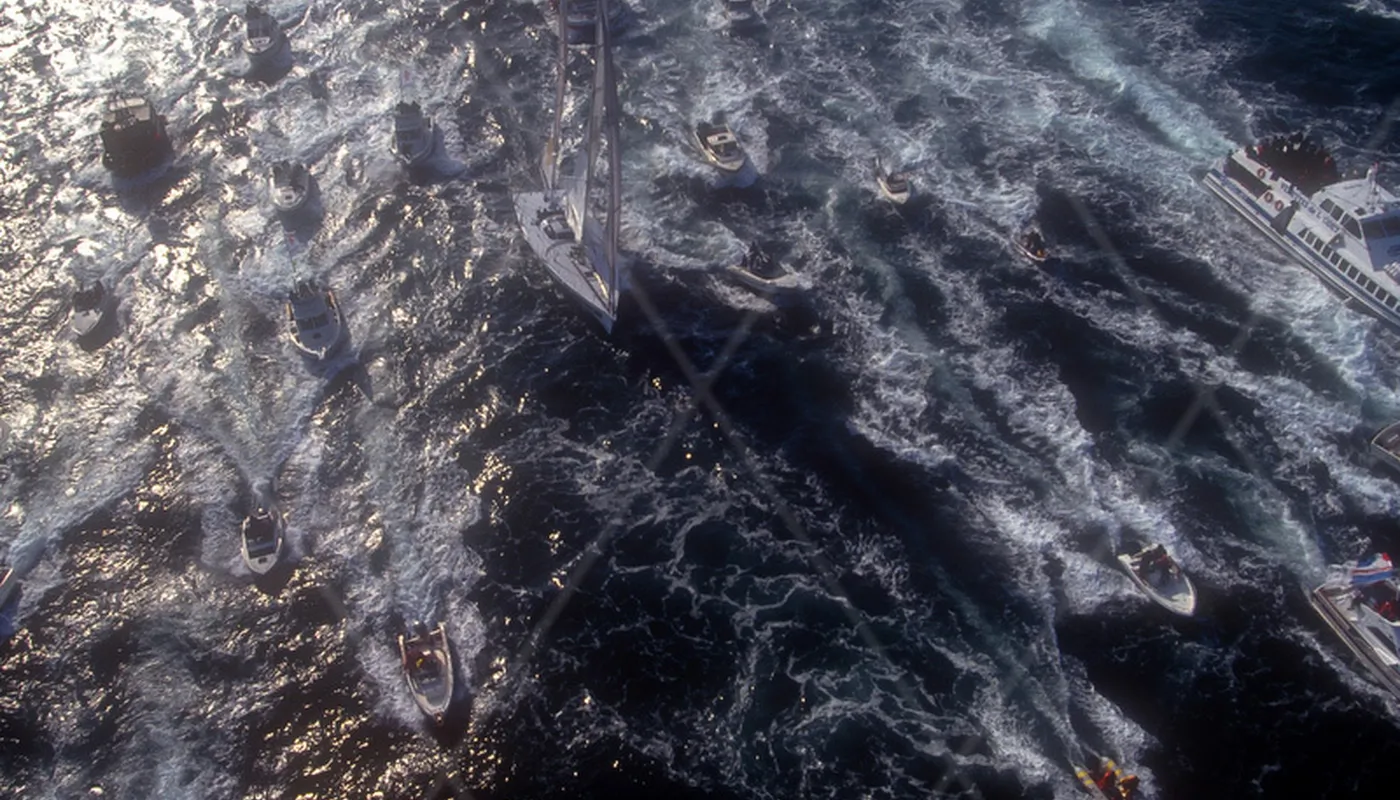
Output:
[[513, 0, 626, 333]]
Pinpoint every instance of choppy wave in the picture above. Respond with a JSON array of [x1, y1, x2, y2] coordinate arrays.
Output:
[[2, 0, 1400, 798]]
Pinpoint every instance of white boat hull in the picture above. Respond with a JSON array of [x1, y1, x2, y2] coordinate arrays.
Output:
[[287, 292, 345, 360], [1117, 551, 1197, 616], [1310, 583, 1400, 699], [513, 190, 622, 333], [723, 264, 804, 295], [1201, 165, 1400, 330], [70, 308, 107, 337], [1369, 421, 1400, 476], [399, 624, 454, 721]]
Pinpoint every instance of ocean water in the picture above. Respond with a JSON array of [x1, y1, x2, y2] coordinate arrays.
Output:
[[2, 0, 1400, 797]]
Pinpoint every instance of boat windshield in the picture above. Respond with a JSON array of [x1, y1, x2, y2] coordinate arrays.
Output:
[[74, 284, 104, 310], [706, 132, 739, 158], [885, 174, 908, 192]]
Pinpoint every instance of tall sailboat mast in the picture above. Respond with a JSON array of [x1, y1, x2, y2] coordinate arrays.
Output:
[[599, 0, 622, 316], [543, 0, 571, 189], [567, 18, 605, 239]]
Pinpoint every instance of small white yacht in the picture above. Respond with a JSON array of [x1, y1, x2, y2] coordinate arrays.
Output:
[[99, 94, 173, 179], [70, 279, 113, 338], [1310, 553, 1400, 699], [1371, 421, 1400, 475], [1117, 543, 1197, 616], [242, 4, 289, 69], [240, 489, 284, 575], [0, 565, 14, 607], [694, 120, 748, 173], [724, 243, 804, 295], [285, 279, 344, 360], [399, 620, 454, 722], [874, 159, 911, 204], [268, 160, 312, 214], [513, 0, 627, 333], [391, 101, 437, 168], [1201, 134, 1400, 330]]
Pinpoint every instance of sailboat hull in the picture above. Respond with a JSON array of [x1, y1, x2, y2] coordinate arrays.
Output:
[[514, 190, 620, 333]]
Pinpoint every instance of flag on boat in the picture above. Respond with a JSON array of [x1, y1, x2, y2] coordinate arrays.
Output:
[[1349, 553, 1394, 586]]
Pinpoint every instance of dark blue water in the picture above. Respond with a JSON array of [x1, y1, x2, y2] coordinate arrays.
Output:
[[3, 0, 1400, 797]]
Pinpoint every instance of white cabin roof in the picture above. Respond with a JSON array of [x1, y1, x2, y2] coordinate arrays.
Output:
[[1319, 178, 1400, 219]]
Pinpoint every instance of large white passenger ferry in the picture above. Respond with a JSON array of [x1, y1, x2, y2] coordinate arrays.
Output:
[[1200, 134, 1400, 329]]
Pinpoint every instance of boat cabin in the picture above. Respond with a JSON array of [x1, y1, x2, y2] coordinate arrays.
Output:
[[1355, 580, 1400, 665], [393, 103, 428, 153], [1311, 179, 1400, 274], [704, 129, 741, 160], [73, 281, 106, 313]]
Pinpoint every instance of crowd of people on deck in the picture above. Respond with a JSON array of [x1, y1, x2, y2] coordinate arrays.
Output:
[[1248, 133, 1340, 195]]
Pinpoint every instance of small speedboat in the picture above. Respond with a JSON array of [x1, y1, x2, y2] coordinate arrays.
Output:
[[99, 94, 173, 179], [268, 160, 311, 214], [70, 279, 113, 338], [1117, 543, 1197, 616], [240, 490, 284, 575], [1369, 421, 1400, 476], [285, 279, 345, 360], [1015, 227, 1049, 263], [1310, 553, 1400, 699], [724, 243, 804, 295], [874, 159, 912, 205], [399, 620, 454, 722], [694, 120, 748, 173], [391, 101, 437, 168], [243, 3, 289, 68], [1073, 757, 1141, 799]]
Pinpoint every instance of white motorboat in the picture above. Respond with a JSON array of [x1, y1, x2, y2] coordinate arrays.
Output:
[[391, 101, 438, 168], [513, 0, 626, 332], [399, 620, 454, 722], [874, 159, 911, 204], [240, 488, 284, 575], [242, 3, 289, 68], [1014, 228, 1049, 263], [694, 120, 748, 173], [70, 279, 113, 338], [1370, 421, 1400, 476], [99, 94, 173, 179], [1200, 134, 1400, 330], [1117, 543, 1197, 616], [269, 160, 312, 214], [1310, 553, 1400, 699], [285, 279, 345, 360], [724, 244, 804, 295]]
